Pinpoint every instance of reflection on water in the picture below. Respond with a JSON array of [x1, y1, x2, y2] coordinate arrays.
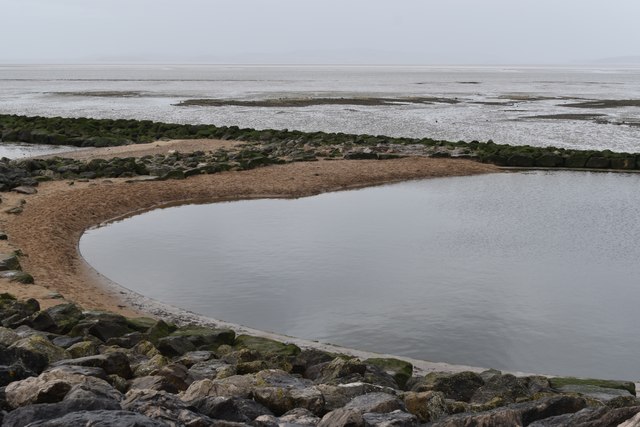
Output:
[[80, 171, 640, 380]]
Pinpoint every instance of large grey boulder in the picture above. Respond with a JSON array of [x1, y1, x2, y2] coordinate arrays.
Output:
[[344, 392, 404, 414], [22, 410, 169, 426], [1, 398, 121, 427], [188, 396, 273, 423], [4, 367, 118, 408], [429, 395, 587, 426], [318, 408, 365, 427], [528, 406, 640, 426], [122, 388, 215, 426], [9, 335, 69, 365], [362, 409, 418, 426], [53, 351, 133, 378]]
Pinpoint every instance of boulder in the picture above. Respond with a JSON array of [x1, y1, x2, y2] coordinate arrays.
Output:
[[122, 388, 214, 426], [69, 311, 132, 341], [106, 332, 146, 349], [585, 156, 611, 169], [20, 409, 168, 426], [548, 377, 636, 396], [51, 335, 83, 349], [430, 395, 587, 426], [0, 327, 19, 346], [362, 409, 418, 426], [412, 371, 484, 402], [5, 368, 117, 408], [528, 405, 640, 426], [470, 373, 531, 404], [507, 154, 535, 167], [365, 358, 413, 389], [610, 157, 637, 170], [318, 408, 365, 427], [182, 375, 258, 401], [128, 375, 181, 394], [534, 154, 564, 168], [177, 350, 217, 367], [292, 348, 335, 377], [279, 407, 321, 426], [66, 340, 100, 358], [0, 254, 20, 271], [53, 352, 133, 379], [0, 271, 34, 284], [314, 357, 367, 385], [133, 354, 170, 377], [170, 325, 235, 349], [253, 383, 324, 416], [12, 186, 37, 195], [154, 363, 193, 391], [189, 396, 273, 423], [44, 303, 83, 334], [344, 392, 405, 414], [44, 364, 109, 381], [9, 335, 70, 364], [157, 335, 196, 357], [404, 391, 448, 423], [1, 398, 122, 427], [316, 382, 398, 412], [234, 334, 300, 358], [0, 344, 48, 376], [189, 359, 235, 381]]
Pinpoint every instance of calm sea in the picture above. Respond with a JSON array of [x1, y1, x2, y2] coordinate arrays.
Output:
[[1, 64, 639, 152]]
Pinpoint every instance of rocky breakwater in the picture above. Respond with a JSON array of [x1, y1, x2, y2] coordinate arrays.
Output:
[[1, 294, 639, 426]]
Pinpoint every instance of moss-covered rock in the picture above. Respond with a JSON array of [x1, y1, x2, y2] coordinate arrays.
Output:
[[10, 335, 71, 363], [549, 377, 636, 396], [234, 335, 301, 358], [364, 358, 413, 390]]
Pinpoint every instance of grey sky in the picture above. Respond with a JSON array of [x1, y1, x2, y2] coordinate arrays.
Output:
[[2, 0, 639, 64]]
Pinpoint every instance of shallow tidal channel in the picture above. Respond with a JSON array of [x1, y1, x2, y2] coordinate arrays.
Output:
[[80, 171, 640, 381]]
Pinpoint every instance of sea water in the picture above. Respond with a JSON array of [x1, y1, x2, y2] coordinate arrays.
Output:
[[1, 64, 639, 152]]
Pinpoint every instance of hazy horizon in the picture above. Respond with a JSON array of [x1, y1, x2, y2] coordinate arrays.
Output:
[[3, 0, 640, 66]]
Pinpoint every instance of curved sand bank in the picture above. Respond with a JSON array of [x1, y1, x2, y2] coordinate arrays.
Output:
[[1, 147, 502, 374]]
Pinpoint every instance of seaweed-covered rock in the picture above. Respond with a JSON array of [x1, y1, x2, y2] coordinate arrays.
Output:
[[548, 376, 636, 396], [9, 335, 70, 364], [365, 358, 413, 390], [470, 373, 531, 404], [412, 371, 484, 403], [69, 311, 132, 342], [44, 303, 83, 334], [234, 334, 300, 358]]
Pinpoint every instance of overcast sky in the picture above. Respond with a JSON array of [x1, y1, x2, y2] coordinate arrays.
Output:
[[2, 0, 640, 64]]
